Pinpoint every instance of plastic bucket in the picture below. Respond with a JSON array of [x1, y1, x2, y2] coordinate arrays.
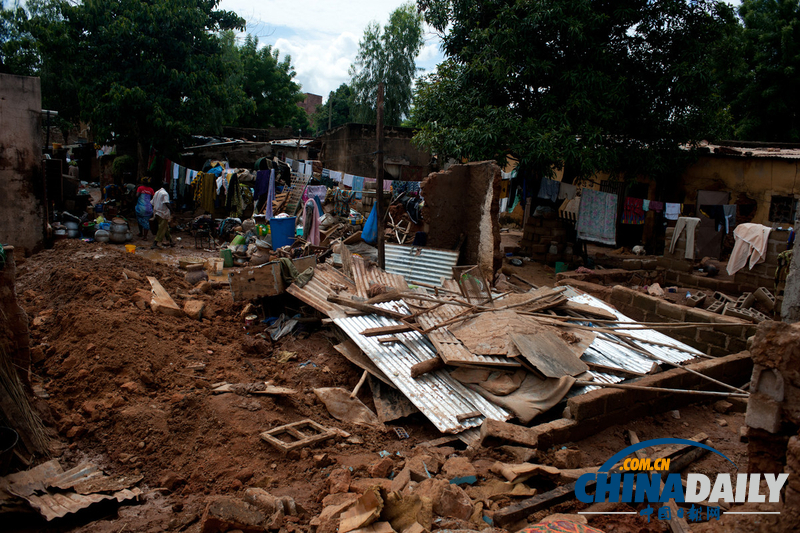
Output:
[[125, 244, 136, 253], [0, 427, 18, 475], [555, 261, 568, 274], [270, 216, 296, 249], [206, 258, 224, 275]]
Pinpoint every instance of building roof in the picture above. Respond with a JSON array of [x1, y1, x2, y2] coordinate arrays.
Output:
[[700, 141, 800, 160]]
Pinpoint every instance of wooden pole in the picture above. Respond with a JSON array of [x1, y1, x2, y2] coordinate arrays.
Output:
[[376, 82, 385, 269], [573, 380, 749, 398]]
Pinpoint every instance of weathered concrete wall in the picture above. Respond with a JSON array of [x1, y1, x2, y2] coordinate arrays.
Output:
[[0, 74, 44, 255], [421, 161, 502, 276], [681, 155, 800, 225], [318, 123, 433, 179], [782, 218, 800, 323]]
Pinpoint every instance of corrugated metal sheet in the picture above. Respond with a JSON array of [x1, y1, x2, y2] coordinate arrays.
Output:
[[385, 244, 459, 287], [414, 299, 522, 368], [334, 312, 510, 434], [351, 255, 409, 298], [286, 263, 357, 318], [4, 459, 142, 522]]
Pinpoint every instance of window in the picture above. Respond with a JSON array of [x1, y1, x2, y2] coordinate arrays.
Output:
[[769, 195, 797, 224]]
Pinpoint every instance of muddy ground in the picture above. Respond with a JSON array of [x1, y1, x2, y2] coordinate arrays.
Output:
[[6, 237, 754, 532]]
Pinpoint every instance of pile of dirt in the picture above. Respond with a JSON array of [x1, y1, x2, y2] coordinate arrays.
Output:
[[15, 240, 424, 522]]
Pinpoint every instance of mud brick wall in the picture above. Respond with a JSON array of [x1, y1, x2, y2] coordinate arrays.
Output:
[[519, 215, 573, 264], [421, 161, 502, 275], [609, 285, 756, 357], [562, 352, 752, 438], [744, 321, 800, 530]]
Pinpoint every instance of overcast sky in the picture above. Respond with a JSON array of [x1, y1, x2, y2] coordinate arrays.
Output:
[[219, 0, 742, 104]]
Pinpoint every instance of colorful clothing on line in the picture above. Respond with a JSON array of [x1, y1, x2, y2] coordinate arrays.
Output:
[[537, 177, 561, 202], [576, 189, 618, 246], [622, 197, 645, 224], [649, 200, 664, 212], [334, 189, 355, 217], [665, 203, 681, 220]]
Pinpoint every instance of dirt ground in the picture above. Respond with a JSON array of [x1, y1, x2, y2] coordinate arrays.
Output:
[[6, 237, 756, 533]]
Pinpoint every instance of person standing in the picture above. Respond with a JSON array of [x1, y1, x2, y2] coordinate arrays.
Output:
[[151, 186, 174, 248], [134, 177, 154, 240]]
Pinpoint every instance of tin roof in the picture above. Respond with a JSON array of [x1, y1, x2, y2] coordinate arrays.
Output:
[[385, 244, 459, 287]]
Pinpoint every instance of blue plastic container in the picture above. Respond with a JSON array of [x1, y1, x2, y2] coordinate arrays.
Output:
[[270, 216, 296, 248]]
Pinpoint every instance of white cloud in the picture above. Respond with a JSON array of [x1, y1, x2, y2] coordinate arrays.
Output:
[[220, 0, 444, 101]]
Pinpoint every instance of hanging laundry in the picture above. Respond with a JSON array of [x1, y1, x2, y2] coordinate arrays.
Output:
[[264, 169, 275, 220], [302, 198, 321, 246], [622, 197, 646, 225], [334, 190, 355, 217], [254, 170, 270, 199], [669, 217, 701, 260], [193, 172, 216, 214], [351, 175, 365, 199], [649, 201, 664, 212], [665, 203, 681, 220], [726, 223, 772, 276], [576, 189, 618, 245], [343, 173, 355, 188], [557, 182, 577, 201], [329, 170, 343, 183], [722, 205, 737, 234], [537, 177, 560, 203], [642, 199, 650, 212]]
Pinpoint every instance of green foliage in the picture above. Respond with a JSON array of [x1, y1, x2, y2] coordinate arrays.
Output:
[[733, 0, 800, 141], [414, 0, 739, 181], [234, 34, 309, 133], [312, 83, 354, 134], [110, 154, 135, 180], [350, 2, 424, 126]]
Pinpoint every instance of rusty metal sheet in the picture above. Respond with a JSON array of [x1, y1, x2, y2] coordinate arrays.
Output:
[[415, 301, 522, 368], [49, 463, 143, 495], [385, 244, 459, 287], [286, 263, 358, 318], [351, 255, 409, 298], [3, 459, 142, 521]]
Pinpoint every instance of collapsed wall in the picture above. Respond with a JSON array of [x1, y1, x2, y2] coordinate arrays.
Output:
[[421, 161, 502, 276]]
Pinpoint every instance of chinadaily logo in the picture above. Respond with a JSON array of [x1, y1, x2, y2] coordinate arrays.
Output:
[[575, 438, 788, 523]]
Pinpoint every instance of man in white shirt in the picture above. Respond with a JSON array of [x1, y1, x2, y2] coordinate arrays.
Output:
[[150, 187, 174, 249]]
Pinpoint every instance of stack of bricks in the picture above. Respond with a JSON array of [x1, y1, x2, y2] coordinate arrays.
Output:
[[608, 285, 756, 357], [519, 214, 572, 264]]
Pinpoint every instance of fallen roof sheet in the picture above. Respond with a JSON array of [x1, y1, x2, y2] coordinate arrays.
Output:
[[333, 310, 510, 434], [385, 244, 459, 287], [286, 263, 357, 318], [351, 255, 409, 298], [2, 459, 142, 521]]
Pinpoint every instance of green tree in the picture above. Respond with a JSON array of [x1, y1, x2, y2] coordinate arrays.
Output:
[[312, 83, 354, 134], [235, 34, 309, 133], [350, 2, 424, 126], [414, 0, 739, 181], [733, 0, 800, 141]]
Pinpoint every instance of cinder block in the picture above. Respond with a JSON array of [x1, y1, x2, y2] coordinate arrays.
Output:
[[686, 292, 707, 308], [697, 328, 728, 349], [631, 292, 658, 313], [656, 301, 685, 321], [641, 259, 658, 270], [750, 365, 785, 401], [748, 307, 770, 323], [622, 259, 643, 271], [754, 287, 776, 310], [734, 292, 756, 309], [713, 291, 735, 303], [706, 301, 725, 314]]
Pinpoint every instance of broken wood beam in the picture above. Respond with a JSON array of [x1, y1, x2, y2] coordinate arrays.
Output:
[[361, 324, 415, 337], [410, 356, 446, 379], [147, 276, 183, 317], [573, 380, 748, 398], [350, 370, 369, 399], [327, 295, 409, 320]]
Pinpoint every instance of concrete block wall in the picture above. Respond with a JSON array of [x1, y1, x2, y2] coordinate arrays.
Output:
[[519, 215, 573, 264], [528, 352, 753, 448], [609, 285, 756, 356]]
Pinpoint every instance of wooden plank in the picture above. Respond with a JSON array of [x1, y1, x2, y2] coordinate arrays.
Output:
[[510, 331, 589, 378], [410, 356, 445, 378], [147, 277, 183, 316], [327, 295, 408, 320], [493, 481, 587, 526], [361, 324, 415, 337], [557, 300, 619, 320], [259, 419, 338, 453]]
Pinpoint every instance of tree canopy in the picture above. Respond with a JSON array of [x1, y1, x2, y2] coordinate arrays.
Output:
[[312, 83, 354, 135], [0, 0, 309, 160], [350, 2, 424, 126], [732, 0, 800, 142], [413, 0, 740, 180]]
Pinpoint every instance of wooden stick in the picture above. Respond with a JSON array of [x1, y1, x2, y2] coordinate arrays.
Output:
[[509, 273, 536, 288], [574, 380, 748, 398], [350, 370, 368, 399], [410, 356, 446, 378], [327, 295, 408, 320]]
